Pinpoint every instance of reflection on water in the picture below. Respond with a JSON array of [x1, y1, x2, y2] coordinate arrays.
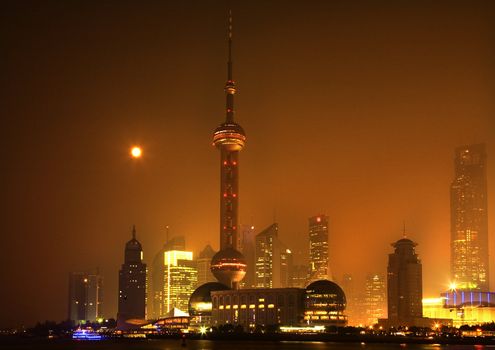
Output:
[[0, 339, 483, 350]]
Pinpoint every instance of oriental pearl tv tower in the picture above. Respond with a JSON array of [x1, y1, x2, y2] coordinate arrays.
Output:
[[210, 13, 247, 289]]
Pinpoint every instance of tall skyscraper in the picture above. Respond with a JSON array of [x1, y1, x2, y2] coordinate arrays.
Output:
[[280, 246, 293, 288], [210, 14, 247, 289], [164, 250, 198, 312], [239, 224, 256, 288], [450, 144, 489, 291], [255, 223, 278, 288], [308, 215, 329, 281], [68, 272, 103, 324], [150, 235, 185, 319], [117, 226, 147, 329], [364, 273, 386, 326], [387, 237, 423, 326], [196, 244, 216, 287], [255, 223, 292, 288]]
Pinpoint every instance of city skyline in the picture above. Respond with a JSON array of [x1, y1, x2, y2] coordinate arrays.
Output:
[[1, 1, 494, 328]]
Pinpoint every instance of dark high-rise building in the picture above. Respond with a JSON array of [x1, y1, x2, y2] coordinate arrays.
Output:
[[210, 14, 247, 289], [68, 272, 103, 324], [387, 237, 423, 326], [340, 273, 365, 326], [450, 144, 489, 291], [291, 265, 309, 288], [308, 215, 329, 281], [117, 226, 147, 329], [238, 224, 256, 288], [196, 244, 217, 288]]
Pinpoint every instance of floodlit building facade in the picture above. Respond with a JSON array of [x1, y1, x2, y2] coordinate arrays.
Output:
[[308, 215, 329, 281], [164, 250, 197, 313], [150, 236, 185, 319], [450, 144, 489, 291], [211, 288, 305, 329], [201, 280, 347, 330], [423, 291, 495, 327]]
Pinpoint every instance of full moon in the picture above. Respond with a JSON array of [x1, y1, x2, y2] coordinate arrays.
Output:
[[130, 146, 142, 158]]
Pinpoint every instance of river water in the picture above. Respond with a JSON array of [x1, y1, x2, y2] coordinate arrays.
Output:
[[0, 339, 486, 350]]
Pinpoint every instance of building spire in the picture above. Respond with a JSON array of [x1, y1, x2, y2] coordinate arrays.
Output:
[[228, 10, 233, 81], [225, 10, 236, 123], [402, 220, 406, 238], [132, 224, 136, 240]]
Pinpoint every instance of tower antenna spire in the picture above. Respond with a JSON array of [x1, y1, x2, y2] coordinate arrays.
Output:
[[402, 220, 406, 238], [225, 10, 236, 123], [228, 9, 233, 81], [132, 224, 136, 239]]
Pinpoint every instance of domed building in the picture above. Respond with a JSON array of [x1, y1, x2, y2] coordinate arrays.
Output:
[[188, 282, 230, 326], [304, 280, 347, 326]]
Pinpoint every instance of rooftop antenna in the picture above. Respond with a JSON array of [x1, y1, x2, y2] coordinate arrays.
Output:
[[132, 224, 136, 239], [402, 220, 407, 238]]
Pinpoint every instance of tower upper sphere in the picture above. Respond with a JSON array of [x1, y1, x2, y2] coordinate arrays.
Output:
[[213, 122, 246, 151], [212, 10, 245, 152]]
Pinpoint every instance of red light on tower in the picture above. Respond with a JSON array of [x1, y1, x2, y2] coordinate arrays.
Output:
[[316, 217, 321, 223]]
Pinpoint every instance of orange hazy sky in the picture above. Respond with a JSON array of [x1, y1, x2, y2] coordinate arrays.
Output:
[[1, 1, 494, 327]]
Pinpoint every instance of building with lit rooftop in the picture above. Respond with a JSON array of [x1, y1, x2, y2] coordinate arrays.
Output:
[[117, 226, 147, 329], [364, 273, 386, 326], [450, 144, 489, 291], [308, 215, 330, 282]]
